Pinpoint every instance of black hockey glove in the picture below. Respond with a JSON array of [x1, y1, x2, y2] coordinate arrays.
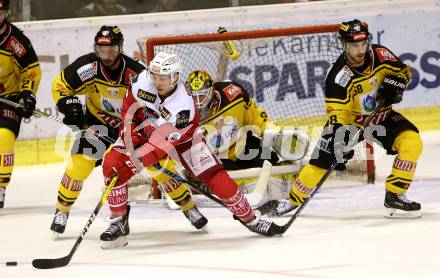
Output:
[[17, 91, 36, 119], [377, 75, 407, 106], [57, 96, 85, 130]]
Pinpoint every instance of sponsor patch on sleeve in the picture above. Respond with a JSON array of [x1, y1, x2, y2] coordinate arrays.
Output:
[[223, 84, 242, 101], [334, 65, 354, 88], [77, 62, 97, 82], [375, 47, 397, 62], [6, 36, 26, 57], [175, 110, 190, 128]]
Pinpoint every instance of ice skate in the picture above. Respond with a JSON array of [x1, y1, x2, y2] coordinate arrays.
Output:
[[384, 191, 421, 218]]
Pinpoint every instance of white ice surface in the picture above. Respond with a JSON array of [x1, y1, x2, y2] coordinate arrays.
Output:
[[1, 131, 439, 278]]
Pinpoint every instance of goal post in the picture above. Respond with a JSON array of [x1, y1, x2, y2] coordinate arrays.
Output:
[[137, 23, 375, 184]]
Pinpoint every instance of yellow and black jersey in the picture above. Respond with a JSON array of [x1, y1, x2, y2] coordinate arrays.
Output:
[[325, 44, 412, 126], [202, 80, 275, 160], [0, 23, 41, 98], [52, 53, 146, 125]]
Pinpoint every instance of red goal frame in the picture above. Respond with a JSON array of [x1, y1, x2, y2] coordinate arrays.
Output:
[[142, 23, 375, 184]]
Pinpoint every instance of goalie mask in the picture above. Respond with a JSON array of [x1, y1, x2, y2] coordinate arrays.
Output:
[[338, 19, 369, 44], [186, 71, 214, 108], [149, 52, 182, 89]]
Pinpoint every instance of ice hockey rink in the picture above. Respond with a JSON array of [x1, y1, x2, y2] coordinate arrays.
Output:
[[1, 131, 439, 278]]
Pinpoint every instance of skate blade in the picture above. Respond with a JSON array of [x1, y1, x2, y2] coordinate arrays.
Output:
[[52, 231, 62, 240], [384, 208, 421, 219], [101, 236, 128, 250]]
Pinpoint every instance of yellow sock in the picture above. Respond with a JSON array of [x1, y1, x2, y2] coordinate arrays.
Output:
[[288, 164, 327, 206], [0, 128, 16, 188], [56, 154, 96, 212], [385, 131, 422, 195], [146, 158, 195, 211]]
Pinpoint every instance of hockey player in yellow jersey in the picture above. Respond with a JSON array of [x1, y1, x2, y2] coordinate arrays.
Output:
[[49, 25, 146, 236], [258, 19, 422, 218], [0, 0, 41, 208], [186, 70, 308, 169]]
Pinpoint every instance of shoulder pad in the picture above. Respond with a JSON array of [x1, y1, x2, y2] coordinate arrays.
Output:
[[374, 46, 398, 62]]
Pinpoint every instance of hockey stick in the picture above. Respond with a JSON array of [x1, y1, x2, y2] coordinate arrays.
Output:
[[32, 175, 118, 269], [167, 160, 272, 208], [0, 97, 115, 145], [277, 99, 386, 234]]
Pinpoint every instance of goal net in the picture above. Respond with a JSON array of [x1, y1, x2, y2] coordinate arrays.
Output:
[[134, 23, 375, 203]]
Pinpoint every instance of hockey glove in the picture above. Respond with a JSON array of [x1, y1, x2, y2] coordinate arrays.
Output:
[[377, 75, 407, 106], [57, 96, 85, 130], [17, 91, 36, 119]]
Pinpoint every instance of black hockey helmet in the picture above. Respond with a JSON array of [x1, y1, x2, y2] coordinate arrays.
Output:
[[0, 0, 9, 10], [94, 25, 124, 53], [338, 19, 369, 43]]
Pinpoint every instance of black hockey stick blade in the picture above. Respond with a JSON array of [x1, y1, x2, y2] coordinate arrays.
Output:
[[32, 176, 118, 269], [32, 256, 71, 269]]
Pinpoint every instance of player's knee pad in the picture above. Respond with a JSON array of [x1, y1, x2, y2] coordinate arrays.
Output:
[[289, 164, 327, 206], [162, 179, 195, 211], [65, 154, 96, 181], [392, 130, 423, 161]]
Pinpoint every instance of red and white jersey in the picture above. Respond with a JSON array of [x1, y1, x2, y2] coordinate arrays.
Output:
[[121, 70, 199, 148]]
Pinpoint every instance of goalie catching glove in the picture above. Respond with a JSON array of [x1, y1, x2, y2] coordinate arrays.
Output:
[[377, 75, 407, 106]]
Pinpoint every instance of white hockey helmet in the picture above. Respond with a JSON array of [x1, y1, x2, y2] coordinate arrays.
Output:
[[149, 52, 182, 87]]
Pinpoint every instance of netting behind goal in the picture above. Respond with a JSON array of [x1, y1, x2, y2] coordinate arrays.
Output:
[[137, 23, 375, 184]]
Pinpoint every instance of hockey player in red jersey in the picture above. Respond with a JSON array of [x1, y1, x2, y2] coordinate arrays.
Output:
[[100, 52, 279, 249], [258, 19, 422, 219]]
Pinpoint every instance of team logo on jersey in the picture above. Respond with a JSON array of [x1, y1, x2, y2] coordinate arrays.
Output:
[[376, 48, 397, 62], [158, 106, 171, 120], [223, 84, 242, 101], [176, 110, 190, 128], [107, 87, 120, 97], [369, 77, 378, 88], [137, 89, 157, 103], [102, 98, 116, 113], [213, 117, 225, 127], [362, 94, 376, 112], [125, 69, 138, 84], [209, 133, 224, 148], [334, 65, 354, 88], [167, 131, 182, 143], [77, 62, 97, 82], [6, 36, 26, 57]]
